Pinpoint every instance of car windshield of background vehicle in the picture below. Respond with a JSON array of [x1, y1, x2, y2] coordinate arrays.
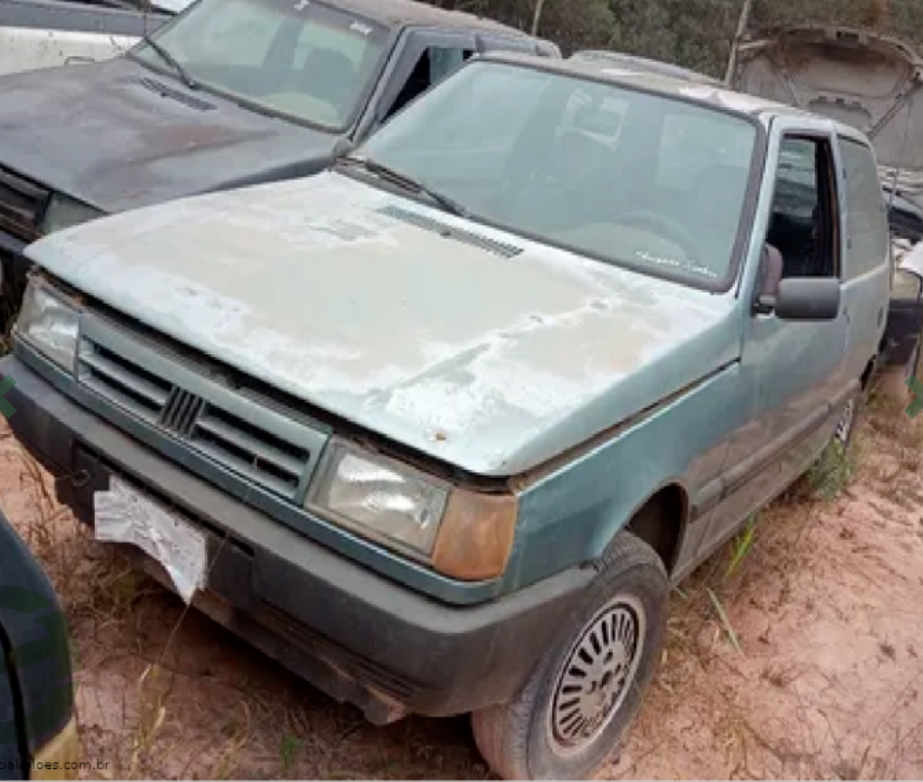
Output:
[[133, 0, 389, 131]]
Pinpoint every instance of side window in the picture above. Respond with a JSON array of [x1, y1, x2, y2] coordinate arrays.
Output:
[[839, 137, 890, 279], [386, 46, 474, 120], [766, 136, 840, 281]]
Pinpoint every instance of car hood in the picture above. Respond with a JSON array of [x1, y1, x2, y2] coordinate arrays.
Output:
[[26, 172, 740, 476], [0, 57, 337, 213], [733, 25, 923, 202]]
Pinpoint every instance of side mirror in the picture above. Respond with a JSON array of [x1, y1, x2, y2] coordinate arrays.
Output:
[[757, 277, 841, 321]]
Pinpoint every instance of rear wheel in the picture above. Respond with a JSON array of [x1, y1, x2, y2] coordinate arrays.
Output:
[[472, 533, 668, 780]]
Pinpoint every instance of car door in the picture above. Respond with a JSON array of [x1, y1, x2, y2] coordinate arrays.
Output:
[[701, 118, 850, 553]]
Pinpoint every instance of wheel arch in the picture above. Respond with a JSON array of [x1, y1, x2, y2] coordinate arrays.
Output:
[[606, 482, 689, 576]]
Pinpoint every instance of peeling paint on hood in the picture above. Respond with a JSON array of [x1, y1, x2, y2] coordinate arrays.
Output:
[[27, 172, 740, 476]]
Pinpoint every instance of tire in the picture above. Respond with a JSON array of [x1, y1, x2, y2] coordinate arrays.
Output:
[[471, 533, 668, 780]]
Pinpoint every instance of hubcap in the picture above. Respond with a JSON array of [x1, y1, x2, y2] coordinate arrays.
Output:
[[834, 399, 856, 446], [547, 595, 645, 756]]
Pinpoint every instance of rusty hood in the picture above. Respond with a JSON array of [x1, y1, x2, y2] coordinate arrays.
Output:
[[733, 25, 923, 200], [24, 172, 739, 476], [0, 56, 337, 213]]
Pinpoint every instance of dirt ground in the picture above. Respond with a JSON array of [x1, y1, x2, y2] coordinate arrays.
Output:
[[2, 373, 923, 780]]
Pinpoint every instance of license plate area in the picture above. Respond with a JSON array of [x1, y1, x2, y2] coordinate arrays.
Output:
[[94, 476, 208, 603]]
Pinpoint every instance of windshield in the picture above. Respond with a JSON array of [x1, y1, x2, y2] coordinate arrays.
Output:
[[357, 61, 758, 287], [133, 0, 390, 131]]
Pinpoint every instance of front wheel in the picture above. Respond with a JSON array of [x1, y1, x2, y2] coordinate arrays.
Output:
[[472, 533, 668, 780]]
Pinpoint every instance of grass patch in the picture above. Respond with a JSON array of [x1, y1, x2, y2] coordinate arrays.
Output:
[[806, 438, 859, 502]]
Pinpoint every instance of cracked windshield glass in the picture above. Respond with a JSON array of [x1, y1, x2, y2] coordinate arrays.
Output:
[[359, 60, 758, 287], [133, 0, 389, 130]]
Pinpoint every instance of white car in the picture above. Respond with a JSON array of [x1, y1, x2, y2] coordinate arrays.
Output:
[[0, 0, 194, 76]]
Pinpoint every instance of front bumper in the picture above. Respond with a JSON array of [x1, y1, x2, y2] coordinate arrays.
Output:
[[0, 354, 592, 722]]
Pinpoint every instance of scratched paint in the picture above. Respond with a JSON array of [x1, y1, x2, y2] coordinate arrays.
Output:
[[27, 172, 738, 475]]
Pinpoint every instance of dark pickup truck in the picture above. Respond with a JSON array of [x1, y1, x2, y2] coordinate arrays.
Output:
[[0, 0, 559, 322]]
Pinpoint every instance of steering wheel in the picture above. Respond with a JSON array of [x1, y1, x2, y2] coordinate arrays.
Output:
[[614, 209, 703, 262]]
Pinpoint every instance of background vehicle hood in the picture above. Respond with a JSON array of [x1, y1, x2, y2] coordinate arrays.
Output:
[[27, 172, 740, 476], [733, 25, 923, 204], [0, 57, 336, 213]]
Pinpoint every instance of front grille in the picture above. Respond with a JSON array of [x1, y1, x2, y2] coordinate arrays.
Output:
[[189, 406, 311, 497], [79, 342, 171, 422], [77, 332, 319, 500], [0, 166, 49, 241]]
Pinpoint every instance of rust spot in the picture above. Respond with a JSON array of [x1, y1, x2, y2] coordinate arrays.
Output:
[[435, 431, 448, 442]]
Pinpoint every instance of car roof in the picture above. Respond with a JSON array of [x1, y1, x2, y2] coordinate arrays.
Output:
[[324, 0, 536, 37], [479, 51, 870, 131], [569, 50, 725, 86]]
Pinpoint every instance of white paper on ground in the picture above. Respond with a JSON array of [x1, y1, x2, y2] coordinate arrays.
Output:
[[93, 476, 207, 604], [899, 239, 923, 279]]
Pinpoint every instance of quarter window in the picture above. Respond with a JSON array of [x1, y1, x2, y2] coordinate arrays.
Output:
[[839, 137, 889, 279]]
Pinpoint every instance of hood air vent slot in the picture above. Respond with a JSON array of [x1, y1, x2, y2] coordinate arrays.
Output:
[[377, 204, 523, 258], [137, 77, 216, 112]]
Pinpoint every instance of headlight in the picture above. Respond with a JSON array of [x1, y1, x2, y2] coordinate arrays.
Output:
[[309, 439, 518, 580], [41, 194, 104, 235], [16, 280, 79, 371], [310, 441, 449, 555]]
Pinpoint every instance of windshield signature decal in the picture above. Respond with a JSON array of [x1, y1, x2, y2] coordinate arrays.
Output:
[[635, 250, 717, 279]]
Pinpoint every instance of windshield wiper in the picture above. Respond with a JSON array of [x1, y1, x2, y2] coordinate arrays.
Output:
[[339, 155, 469, 218], [142, 35, 199, 90]]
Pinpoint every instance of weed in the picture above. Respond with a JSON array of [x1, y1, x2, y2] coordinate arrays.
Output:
[[807, 438, 858, 501], [130, 664, 170, 778], [726, 514, 758, 579], [280, 733, 301, 773], [209, 701, 252, 780], [707, 587, 743, 656]]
